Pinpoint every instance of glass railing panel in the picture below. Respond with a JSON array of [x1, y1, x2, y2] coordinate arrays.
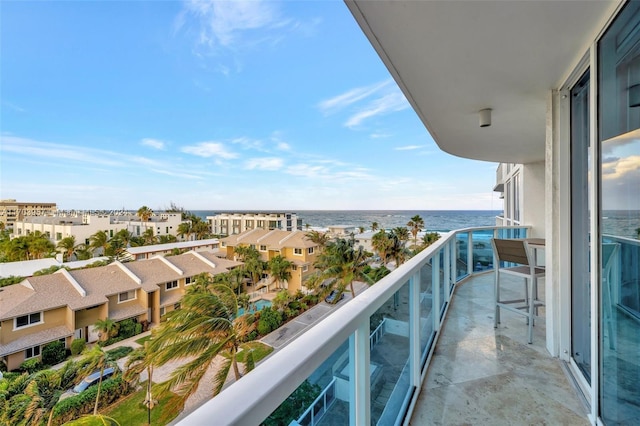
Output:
[[455, 232, 469, 280], [262, 339, 350, 426], [438, 252, 447, 316], [419, 261, 435, 364], [370, 280, 411, 425], [471, 229, 495, 272], [496, 227, 528, 239]]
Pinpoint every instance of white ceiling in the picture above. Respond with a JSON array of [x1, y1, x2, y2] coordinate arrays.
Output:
[[345, 0, 619, 164]]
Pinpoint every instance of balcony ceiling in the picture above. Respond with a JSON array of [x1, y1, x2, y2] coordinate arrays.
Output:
[[345, 0, 618, 164]]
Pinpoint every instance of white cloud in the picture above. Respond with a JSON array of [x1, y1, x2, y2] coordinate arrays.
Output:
[[232, 136, 265, 151], [2, 101, 26, 113], [1, 135, 123, 167], [245, 157, 284, 171], [345, 91, 409, 128], [141, 138, 166, 150], [395, 145, 427, 151], [317, 80, 392, 114], [370, 132, 391, 139], [276, 141, 291, 151], [151, 169, 204, 180], [181, 141, 239, 159], [285, 163, 329, 178]]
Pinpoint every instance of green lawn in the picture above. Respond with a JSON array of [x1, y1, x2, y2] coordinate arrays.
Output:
[[134, 335, 152, 346], [104, 383, 181, 426], [235, 341, 274, 363]]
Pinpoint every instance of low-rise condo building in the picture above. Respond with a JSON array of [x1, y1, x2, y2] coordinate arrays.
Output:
[[0, 251, 241, 371], [0, 199, 57, 229], [220, 229, 319, 294], [207, 212, 302, 235], [12, 212, 188, 247], [125, 239, 220, 260]]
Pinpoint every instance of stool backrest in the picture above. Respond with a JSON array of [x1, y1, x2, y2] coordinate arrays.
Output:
[[492, 238, 530, 266]]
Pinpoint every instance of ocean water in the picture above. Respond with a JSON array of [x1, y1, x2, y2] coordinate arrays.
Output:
[[192, 210, 503, 233]]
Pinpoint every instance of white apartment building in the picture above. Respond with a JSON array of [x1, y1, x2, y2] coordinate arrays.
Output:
[[12, 212, 187, 245], [207, 212, 302, 235]]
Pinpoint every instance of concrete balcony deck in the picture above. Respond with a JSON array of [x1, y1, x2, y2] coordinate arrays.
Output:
[[410, 272, 590, 425]]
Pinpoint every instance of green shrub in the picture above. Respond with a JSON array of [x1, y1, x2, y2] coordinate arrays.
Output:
[[18, 358, 43, 373], [117, 319, 138, 339], [105, 346, 133, 361], [42, 340, 67, 365], [256, 307, 283, 336], [98, 336, 124, 347], [0, 360, 7, 372], [71, 338, 86, 355], [51, 377, 130, 426]]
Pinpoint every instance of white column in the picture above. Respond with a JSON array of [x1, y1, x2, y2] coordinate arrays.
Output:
[[349, 321, 370, 425]]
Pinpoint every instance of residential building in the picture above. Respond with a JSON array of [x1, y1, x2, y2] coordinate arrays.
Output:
[[125, 239, 220, 260], [177, 2, 640, 425], [0, 257, 109, 279], [0, 250, 241, 371], [0, 199, 57, 229], [220, 229, 319, 294], [326, 225, 357, 237], [207, 212, 302, 235], [12, 212, 187, 247], [353, 230, 375, 253]]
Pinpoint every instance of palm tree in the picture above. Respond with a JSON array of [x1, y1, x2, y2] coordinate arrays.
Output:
[[421, 232, 441, 248], [313, 238, 373, 299], [177, 222, 192, 241], [89, 230, 109, 256], [388, 233, 411, 267], [76, 345, 111, 416], [137, 206, 153, 222], [28, 231, 56, 259], [244, 256, 266, 287], [304, 230, 330, 251], [141, 228, 157, 245], [233, 245, 260, 262], [93, 318, 119, 342], [114, 229, 135, 247], [391, 226, 410, 243], [372, 230, 392, 265], [192, 220, 210, 240], [124, 342, 156, 425], [371, 222, 379, 232], [148, 284, 256, 407], [57, 235, 78, 261], [158, 234, 178, 244], [407, 215, 425, 246], [267, 255, 293, 290]]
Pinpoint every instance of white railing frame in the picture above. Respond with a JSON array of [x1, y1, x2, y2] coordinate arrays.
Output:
[[176, 226, 530, 426], [295, 377, 337, 426]]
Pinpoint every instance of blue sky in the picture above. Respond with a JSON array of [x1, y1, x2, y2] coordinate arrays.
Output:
[[1, 0, 502, 211]]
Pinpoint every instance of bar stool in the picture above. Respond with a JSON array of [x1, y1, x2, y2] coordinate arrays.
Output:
[[492, 238, 546, 344]]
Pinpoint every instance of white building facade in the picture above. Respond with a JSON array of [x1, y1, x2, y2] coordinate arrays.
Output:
[[12, 213, 187, 245], [207, 212, 302, 235]]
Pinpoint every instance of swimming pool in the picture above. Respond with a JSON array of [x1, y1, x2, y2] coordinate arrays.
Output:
[[237, 299, 272, 316]]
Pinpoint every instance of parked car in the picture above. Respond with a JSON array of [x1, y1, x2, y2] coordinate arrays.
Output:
[[325, 289, 345, 304], [59, 366, 116, 401], [73, 367, 116, 393]]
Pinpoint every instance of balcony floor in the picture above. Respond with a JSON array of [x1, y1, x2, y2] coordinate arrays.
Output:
[[410, 272, 590, 425]]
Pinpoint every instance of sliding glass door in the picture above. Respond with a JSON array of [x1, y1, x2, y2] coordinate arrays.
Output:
[[598, 2, 640, 423], [570, 70, 591, 384]]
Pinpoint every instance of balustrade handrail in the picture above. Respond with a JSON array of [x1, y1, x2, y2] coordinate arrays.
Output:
[[295, 377, 337, 425], [176, 226, 530, 425]]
